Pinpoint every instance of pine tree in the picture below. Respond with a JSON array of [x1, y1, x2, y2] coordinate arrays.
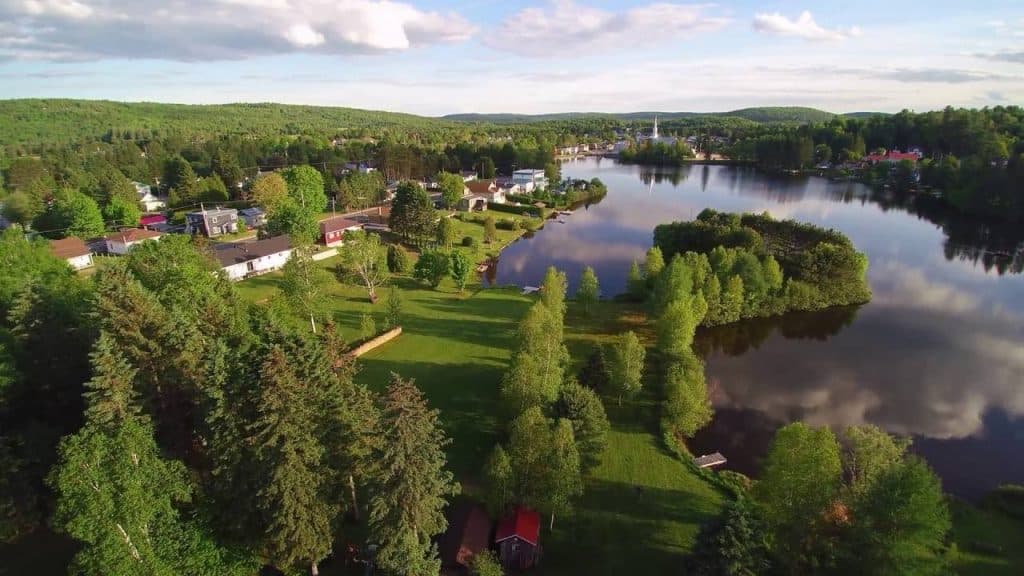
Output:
[[384, 285, 404, 329], [83, 332, 140, 427], [557, 379, 610, 473], [370, 374, 459, 575], [251, 346, 333, 574]]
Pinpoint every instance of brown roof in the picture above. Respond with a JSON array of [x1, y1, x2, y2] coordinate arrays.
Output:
[[49, 237, 91, 259], [438, 502, 491, 568], [105, 228, 162, 243], [215, 234, 292, 267], [466, 180, 497, 195], [319, 217, 362, 235]]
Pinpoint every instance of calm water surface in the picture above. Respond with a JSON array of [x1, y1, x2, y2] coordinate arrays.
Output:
[[493, 157, 1024, 499]]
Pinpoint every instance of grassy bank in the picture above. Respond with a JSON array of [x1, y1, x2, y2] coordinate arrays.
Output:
[[237, 260, 726, 572]]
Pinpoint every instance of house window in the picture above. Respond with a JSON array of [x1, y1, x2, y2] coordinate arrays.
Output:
[[247, 261, 255, 272]]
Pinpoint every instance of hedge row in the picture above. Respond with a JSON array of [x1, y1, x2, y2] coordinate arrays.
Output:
[[488, 202, 544, 217]]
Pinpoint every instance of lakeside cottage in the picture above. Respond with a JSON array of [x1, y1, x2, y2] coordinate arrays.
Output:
[[49, 237, 94, 271], [185, 207, 239, 237], [465, 179, 507, 205], [215, 234, 292, 281], [105, 228, 162, 255]]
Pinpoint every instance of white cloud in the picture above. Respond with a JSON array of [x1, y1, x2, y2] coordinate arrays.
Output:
[[753, 10, 862, 41], [484, 0, 730, 57], [0, 0, 475, 61], [21, 0, 93, 19]]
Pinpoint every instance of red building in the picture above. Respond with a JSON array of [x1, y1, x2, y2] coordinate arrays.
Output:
[[495, 507, 541, 570], [438, 502, 491, 571], [319, 217, 362, 247]]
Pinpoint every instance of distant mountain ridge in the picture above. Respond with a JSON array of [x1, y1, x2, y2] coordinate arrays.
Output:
[[442, 107, 883, 124], [0, 99, 889, 149]]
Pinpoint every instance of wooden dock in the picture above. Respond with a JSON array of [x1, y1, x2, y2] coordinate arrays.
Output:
[[693, 452, 727, 469]]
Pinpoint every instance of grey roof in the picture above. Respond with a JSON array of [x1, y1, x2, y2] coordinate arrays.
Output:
[[215, 234, 291, 267]]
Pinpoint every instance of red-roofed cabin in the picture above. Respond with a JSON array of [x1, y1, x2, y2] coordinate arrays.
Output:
[[495, 507, 541, 570], [319, 217, 362, 247]]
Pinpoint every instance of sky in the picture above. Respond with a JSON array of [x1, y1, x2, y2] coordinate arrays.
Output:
[[0, 0, 1022, 116]]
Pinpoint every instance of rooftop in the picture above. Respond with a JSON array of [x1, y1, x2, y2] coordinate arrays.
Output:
[[215, 234, 291, 267], [105, 228, 162, 243], [495, 506, 540, 546], [49, 237, 91, 259], [320, 216, 363, 234]]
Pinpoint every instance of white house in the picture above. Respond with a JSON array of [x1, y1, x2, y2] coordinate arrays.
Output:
[[215, 234, 293, 281], [133, 182, 166, 212], [49, 237, 94, 271], [512, 169, 548, 193], [465, 180, 507, 205], [105, 228, 162, 255]]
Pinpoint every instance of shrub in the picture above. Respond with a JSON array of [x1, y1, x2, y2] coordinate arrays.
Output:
[[496, 218, 517, 231], [462, 236, 476, 247], [386, 244, 410, 274]]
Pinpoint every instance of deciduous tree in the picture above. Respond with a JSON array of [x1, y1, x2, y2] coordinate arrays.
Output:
[[606, 331, 645, 404], [281, 245, 330, 333], [576, 266, 600, 315], [337, 230, 390, 302], [438, 171, 465, 209]]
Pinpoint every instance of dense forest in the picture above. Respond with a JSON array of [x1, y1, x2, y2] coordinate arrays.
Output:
[[648, 210, 871, 324], [725, 107, 1024, 225]]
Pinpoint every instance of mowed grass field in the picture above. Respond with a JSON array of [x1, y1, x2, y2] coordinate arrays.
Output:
[[949, 500, 1024, 576], [238, 256, 726, 573]]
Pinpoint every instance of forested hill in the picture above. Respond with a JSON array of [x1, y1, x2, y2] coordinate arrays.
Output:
[[442, 106, 845, 124], [0, 99, 465, 149]]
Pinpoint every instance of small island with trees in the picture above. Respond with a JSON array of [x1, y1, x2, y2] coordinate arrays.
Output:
[[644, 209, 870, 324]]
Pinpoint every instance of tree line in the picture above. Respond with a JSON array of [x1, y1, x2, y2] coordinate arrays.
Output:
[[0, 231, 461, 575], [728, 107, 1024, 225]]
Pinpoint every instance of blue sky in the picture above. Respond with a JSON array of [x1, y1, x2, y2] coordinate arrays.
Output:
[[0, 0, 1022, 115]]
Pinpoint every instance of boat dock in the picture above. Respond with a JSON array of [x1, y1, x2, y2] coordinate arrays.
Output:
[[693, 452, 727, 469]]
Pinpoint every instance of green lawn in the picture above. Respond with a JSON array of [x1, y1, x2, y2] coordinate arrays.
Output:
[[237, 261, 727, 573], [949, 500, 1024, 576]]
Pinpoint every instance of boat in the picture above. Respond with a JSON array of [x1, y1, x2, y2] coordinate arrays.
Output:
[[557, 219, 566, 224], [557, 210, 574, 216]]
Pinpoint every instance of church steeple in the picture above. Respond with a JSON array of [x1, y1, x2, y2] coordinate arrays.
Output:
[[653, 115, 659, 139]]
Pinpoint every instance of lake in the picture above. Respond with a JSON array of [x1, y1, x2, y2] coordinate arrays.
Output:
[[491, 157, 1024, 499]]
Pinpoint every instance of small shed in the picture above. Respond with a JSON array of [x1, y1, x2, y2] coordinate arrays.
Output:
[[495, 506, 541, 570], [458, 195, 488, 212], [438, 502, 491, 571]]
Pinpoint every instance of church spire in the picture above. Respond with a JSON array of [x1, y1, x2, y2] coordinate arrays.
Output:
[[653, 115, 659, 139]]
